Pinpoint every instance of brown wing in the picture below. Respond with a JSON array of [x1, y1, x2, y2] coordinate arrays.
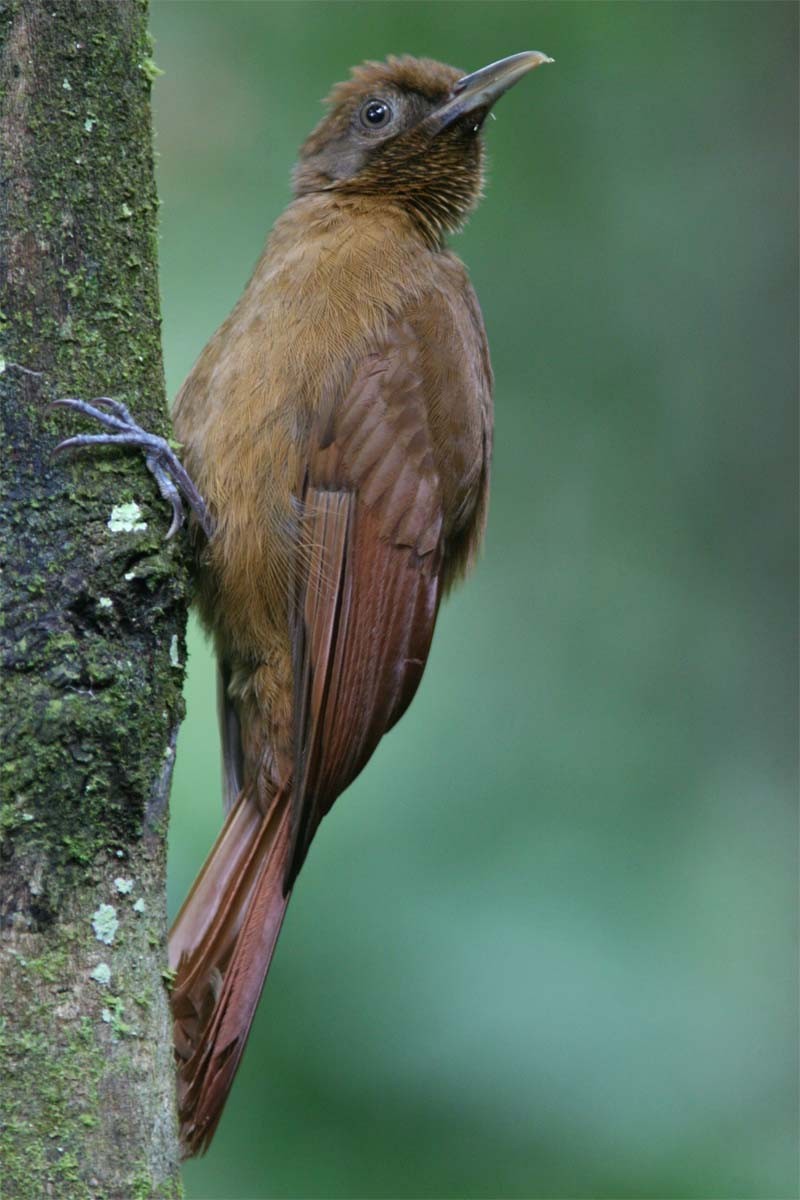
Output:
[[286, 318, 444, 886]]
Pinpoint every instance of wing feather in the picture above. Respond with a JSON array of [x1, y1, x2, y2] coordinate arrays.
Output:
[[285, 320, 443, 886]]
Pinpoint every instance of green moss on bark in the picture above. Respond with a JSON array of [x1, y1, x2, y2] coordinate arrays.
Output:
[[1, 1, 187, 1194]]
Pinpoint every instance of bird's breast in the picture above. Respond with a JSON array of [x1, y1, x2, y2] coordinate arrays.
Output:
[[173, 199, 489, 661]]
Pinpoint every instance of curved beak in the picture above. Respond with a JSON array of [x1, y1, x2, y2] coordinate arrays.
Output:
[[426, 50, 554, 133]]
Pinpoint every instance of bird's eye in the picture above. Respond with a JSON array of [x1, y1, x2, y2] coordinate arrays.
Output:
[[360, 98, 393, 129]]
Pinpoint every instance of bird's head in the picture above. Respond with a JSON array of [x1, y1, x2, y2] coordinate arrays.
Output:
[[293, 52, 552, 244]]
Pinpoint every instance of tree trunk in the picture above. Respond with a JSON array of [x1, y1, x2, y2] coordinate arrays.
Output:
[[0, 1, 187, 1195]]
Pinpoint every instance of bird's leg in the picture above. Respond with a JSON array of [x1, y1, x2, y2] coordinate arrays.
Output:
[[51, 396, 214, 541]]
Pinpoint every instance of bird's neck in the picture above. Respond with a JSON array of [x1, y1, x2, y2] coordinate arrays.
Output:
[[200, 191, 444, 435], [268, 190, 434, 277], [240, 192, 438, 356]]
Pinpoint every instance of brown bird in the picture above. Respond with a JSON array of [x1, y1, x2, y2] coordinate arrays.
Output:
[[55, 49, 552, 1155]]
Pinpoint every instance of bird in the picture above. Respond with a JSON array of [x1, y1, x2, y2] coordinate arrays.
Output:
[[54, 49, 552, 1155]]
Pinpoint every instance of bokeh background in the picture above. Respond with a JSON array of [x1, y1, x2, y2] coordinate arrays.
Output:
[[150, 3, 798, 1197]]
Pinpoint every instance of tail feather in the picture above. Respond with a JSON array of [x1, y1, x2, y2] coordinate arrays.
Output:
[[169, 794, 263, 971], [169, 787, 293, 1156]]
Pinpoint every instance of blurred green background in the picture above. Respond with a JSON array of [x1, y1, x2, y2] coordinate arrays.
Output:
[[150, 3, 798, 1197]]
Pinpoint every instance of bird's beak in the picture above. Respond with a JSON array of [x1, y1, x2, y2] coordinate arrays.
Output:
[[426, 51, 553, 134]]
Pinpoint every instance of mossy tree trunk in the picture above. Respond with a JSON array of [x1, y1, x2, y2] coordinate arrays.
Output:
[[1, 2, 187, 1195]]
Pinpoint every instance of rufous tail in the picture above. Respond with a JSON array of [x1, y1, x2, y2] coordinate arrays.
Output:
[[168, 787, 292, 1156]]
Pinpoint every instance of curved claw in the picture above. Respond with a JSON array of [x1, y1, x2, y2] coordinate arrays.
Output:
[[51, 434, 81, 456], [51, 393, 215, 541], [51, 431, 154, 457], [90, 396, 136, 424], [146, 453, 186, 540], [165, 503, 184, 541], [49, 397, 132, 434], [52, 432, 128, 456]]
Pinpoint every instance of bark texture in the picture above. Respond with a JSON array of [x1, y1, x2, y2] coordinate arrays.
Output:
[[0, 1, 188, 1195]]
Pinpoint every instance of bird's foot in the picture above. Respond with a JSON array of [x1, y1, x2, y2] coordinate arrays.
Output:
[[51, 396, 214, 541]]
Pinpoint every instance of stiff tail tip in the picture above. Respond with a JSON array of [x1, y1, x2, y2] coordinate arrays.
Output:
[[168, 791, 293, 1156]]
